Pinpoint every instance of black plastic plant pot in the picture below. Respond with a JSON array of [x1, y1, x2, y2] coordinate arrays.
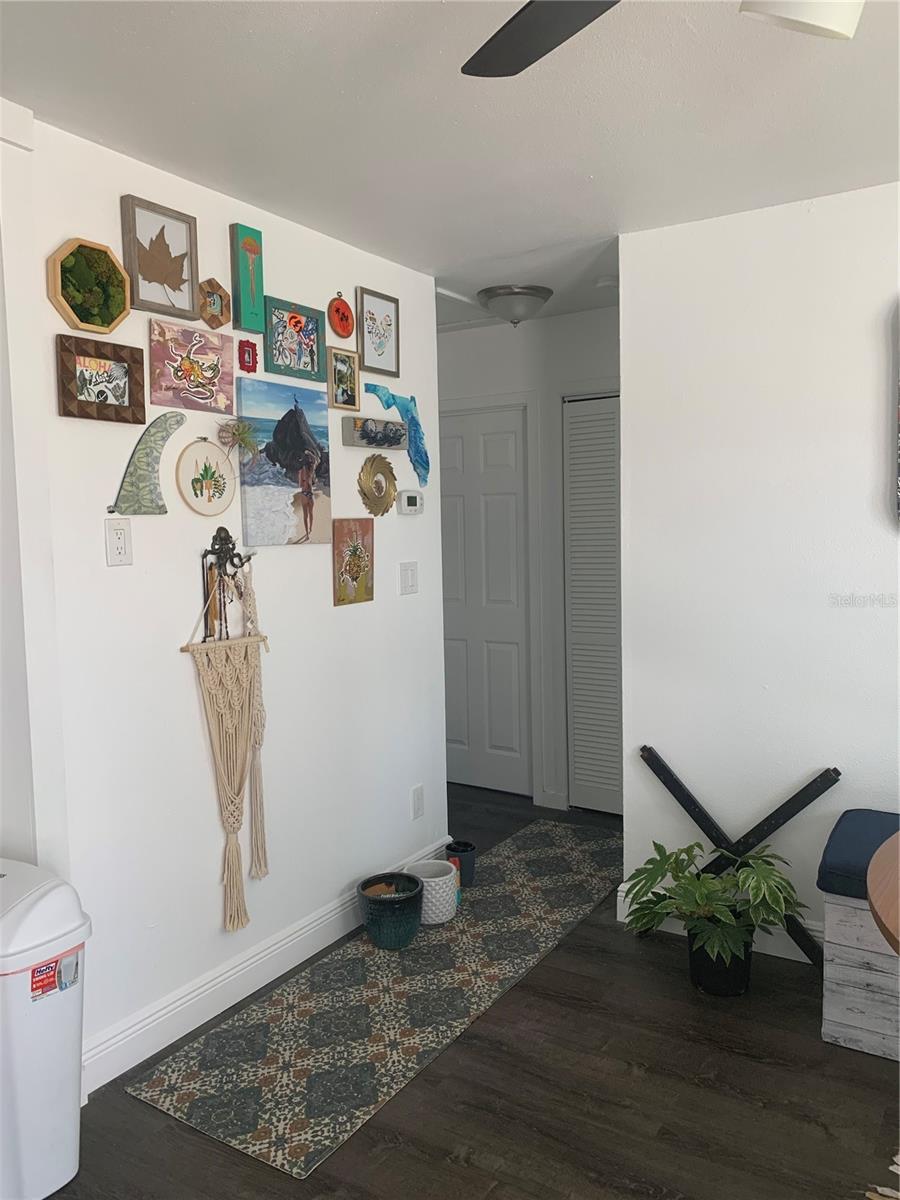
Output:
[[357, 872, 422, 950], [446, 840, 476, 887], [687, 934, 753, 997]]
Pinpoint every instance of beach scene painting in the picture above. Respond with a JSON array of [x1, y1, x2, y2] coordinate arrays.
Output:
[[237, 377, 331, 546]]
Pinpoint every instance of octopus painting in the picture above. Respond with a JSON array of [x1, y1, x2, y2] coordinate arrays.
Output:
[[149, 319, 234, 414]]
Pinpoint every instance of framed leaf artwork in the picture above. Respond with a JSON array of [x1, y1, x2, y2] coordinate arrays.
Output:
[[263, 296, 326, 382], [230, 224, 265, 333], [356, 286, 399, 377], [120, 195, 200, 320], [56, 334, 145, 424]]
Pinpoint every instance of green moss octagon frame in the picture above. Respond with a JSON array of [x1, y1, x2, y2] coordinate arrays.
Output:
[[47, 237, 131, 334]]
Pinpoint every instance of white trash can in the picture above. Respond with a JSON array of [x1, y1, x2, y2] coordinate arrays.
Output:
[[0, 859, 91, 1200]]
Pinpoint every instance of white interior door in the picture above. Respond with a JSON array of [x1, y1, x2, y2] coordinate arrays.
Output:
[[563, 395, 622, 813], [441, 406, 531, 795]]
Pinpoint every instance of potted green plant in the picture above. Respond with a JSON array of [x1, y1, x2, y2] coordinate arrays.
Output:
[[623, 841, 805, 996]]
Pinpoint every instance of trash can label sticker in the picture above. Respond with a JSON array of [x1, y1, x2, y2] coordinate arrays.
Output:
[[29, 947, 81, 1001]]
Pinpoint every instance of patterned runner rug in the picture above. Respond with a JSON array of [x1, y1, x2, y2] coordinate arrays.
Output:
[[127, 820, 622, 1178]]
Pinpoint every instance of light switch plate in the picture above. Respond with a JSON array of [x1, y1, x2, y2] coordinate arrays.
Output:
[[105, 518, 132, 566], [399, 561, 418, 595], [411, 784, 425, 820]]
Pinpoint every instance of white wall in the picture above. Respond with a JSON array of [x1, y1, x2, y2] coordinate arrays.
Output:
[[0, 225, 36, 863], [438, 309, 619, 806], [620, 185, 899, 950], [2, 115, 448, 1090]]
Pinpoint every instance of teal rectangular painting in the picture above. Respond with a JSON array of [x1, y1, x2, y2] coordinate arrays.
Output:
[[230, 223, 265, 333]]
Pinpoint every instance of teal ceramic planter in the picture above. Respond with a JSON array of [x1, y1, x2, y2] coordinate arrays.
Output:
[[357, 872, 423, 950]]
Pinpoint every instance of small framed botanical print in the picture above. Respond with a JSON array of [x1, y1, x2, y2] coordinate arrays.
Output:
[[263, 296, 326, 382], [57, 334, 145, 424], [357, 286, 399, 377], [327, 346, 360, 411], [120, 195, 200, 320]]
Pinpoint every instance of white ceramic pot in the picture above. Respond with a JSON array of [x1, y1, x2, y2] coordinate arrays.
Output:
[[408, 859, 458, 925]]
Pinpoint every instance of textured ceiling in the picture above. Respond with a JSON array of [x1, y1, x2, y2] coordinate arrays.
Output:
[[1, 0, 896, 328]]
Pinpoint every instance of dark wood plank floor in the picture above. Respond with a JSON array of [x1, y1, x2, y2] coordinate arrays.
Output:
[[60, 786, 897, 1200]]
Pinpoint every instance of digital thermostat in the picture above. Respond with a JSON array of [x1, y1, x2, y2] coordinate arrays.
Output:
[[397, 490, 424, 515]]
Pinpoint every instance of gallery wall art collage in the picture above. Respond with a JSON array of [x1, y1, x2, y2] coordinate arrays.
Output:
[[48, 197, 431, 610], [47, 197, 431, 929]]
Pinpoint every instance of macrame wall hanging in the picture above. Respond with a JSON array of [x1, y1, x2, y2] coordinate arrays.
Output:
[[181, 526, 269, 931]]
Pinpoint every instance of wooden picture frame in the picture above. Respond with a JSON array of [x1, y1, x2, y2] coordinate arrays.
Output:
[[198, 278, 232, 329], [120, 194, 200, 320], [356, 286, 399, 378], [56, 334, 145, 424], [327, 346, 360, 411], [47, 238, 131, 334], [263, 295, 326, 382]]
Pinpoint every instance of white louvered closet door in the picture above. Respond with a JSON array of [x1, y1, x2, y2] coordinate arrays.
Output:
[[563, 396, 622, 813]]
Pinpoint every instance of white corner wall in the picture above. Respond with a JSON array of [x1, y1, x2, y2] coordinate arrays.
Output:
[[437, 309, 619, 807], [1, 115, 448, 1091], [620, 184, 899, 951]]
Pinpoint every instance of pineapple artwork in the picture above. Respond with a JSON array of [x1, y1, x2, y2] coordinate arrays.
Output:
[[230, 223, 265, 334], [332, 518, 374, 606], [175, 440, 235, 517]]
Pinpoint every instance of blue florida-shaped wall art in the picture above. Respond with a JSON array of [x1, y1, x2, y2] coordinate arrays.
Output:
[[364, 383, 430, 486]]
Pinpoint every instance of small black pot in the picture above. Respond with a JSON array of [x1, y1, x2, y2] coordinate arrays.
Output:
[[357, 872, 422, 950], [446, 840, 476, 887], [687, 934, 752, 996]]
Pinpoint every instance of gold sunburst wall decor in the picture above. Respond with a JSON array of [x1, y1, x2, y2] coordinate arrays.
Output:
[[357, 453, 397, 516]]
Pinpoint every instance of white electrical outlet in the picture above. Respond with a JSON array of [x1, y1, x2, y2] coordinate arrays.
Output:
[[105, 518, 132, 566], [411, 784, 425, 820]]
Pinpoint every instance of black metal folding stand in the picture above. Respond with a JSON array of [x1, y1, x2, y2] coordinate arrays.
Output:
[[639, 745, 842, 971]]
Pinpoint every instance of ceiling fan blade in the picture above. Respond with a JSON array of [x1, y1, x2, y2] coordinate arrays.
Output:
[[462, 0, 620, 78]]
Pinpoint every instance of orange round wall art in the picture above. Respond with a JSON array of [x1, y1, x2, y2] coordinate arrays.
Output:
[[327, 292, 355, 339]]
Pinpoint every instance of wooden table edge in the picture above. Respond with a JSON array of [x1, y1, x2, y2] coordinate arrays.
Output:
[[866, 829, 900, 956]]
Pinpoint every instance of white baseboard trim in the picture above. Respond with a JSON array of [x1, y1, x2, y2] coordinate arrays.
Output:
[[615, 883, 824, 965], [82, 835, 451, 1098]]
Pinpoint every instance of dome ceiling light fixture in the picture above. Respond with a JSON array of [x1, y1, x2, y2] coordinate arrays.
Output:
[[739, 0, 864, 38], [477, 285, 554, 327]]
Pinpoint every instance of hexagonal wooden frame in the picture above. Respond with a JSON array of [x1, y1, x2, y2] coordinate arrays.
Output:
[[47, 238, 131, 334], [198, 278, 232, 330]]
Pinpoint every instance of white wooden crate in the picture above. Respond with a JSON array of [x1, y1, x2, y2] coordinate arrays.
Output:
[[822, 893, 899, 1060]]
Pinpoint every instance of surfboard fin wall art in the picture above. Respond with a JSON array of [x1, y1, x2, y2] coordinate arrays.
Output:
[[108, 410, 186, 515]]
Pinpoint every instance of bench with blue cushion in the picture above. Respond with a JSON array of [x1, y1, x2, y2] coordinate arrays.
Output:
[[817, 808, 900, 900], [817, 807, 899, 1060]]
